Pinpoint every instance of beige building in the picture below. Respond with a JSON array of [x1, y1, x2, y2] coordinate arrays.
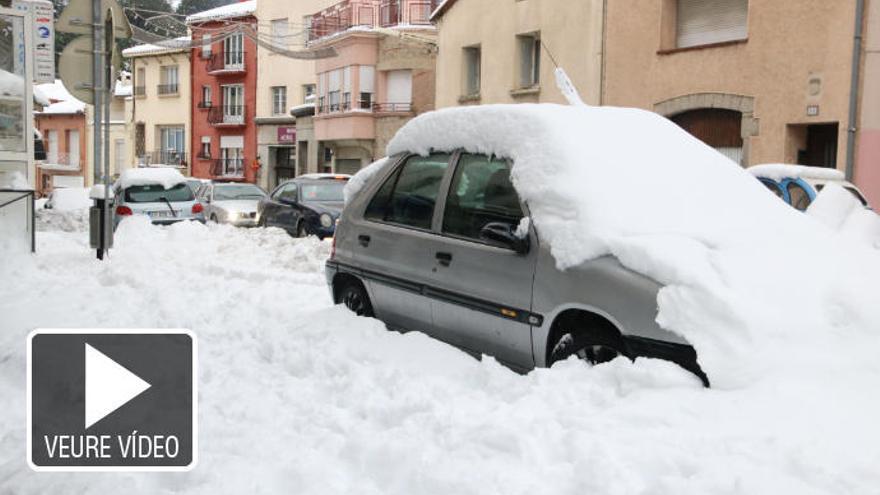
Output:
[[603, 0, 863, 172], [431, 0, 604, 108], [123, 39, 192, 174], [85, 73, 133, 184], [255, 0, 337, 189]]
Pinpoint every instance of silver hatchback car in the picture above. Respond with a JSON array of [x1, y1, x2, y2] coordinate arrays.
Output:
[[114, 179, 206, 228], [326, 152, 708, 385]]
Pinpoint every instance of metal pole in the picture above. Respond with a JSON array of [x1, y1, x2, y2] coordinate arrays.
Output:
[[103, 13, 112, 259], [846, 0, 866, 181], [92, 0, 104, 259]]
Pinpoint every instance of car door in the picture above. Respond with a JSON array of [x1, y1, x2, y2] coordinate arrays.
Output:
[[351, 153, 452, 334], [428, 153, 538, 369], [264, 183, 297, 230]]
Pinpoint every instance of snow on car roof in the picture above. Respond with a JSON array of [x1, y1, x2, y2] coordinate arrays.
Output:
[[747, 163, 846, 182], [118, 167, 187, 190], [386, 103, 880, 388]]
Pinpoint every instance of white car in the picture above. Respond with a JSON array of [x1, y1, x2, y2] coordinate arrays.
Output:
[[748, 163, 870, 211], [113, 168, 206, 228], [199, 182, 268, 227]]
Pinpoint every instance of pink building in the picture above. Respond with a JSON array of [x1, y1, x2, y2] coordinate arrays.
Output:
[[307, 0, 439, 174]]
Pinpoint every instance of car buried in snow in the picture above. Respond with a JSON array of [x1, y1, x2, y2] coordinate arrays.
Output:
[[325, 124, 709, 385], [749, 163, 870, 211], [258, 174, 350, 239], [113, 168, 206, 228]]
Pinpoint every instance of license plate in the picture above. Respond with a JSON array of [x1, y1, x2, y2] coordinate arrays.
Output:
[[149, 210, 176, 219]]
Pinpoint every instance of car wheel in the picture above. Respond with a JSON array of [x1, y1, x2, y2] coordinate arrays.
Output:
[[548, 326, 626, 367], [296, 221, 308, 238], [339, 282, 373, 317]]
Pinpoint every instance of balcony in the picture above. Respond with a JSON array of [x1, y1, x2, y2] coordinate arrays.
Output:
[[206, 52, 246, 74], [197, 100, 213, 109], [157, 84, 179, 96], [372, 102, 412, 113], [309, 0, 439, 42], [208, 106, 247, 126], [138, 150, 187, 167], [211, 158, 245, 179], [42, 152, 81, 169], [134, 85, 146, 97]]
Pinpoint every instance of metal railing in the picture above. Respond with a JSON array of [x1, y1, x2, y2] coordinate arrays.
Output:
[[43, 152, 81, 168], [211, 158, 245, 178], [206, 51, 246, 73], [139, 150, 187, 167], [372, 102, 412, 113], [157, 84, 179, 95], [134, 86, 146, 96], [198, 100, 213, 109], [309, 0, 439, 40], [208, 106, 246, 125]]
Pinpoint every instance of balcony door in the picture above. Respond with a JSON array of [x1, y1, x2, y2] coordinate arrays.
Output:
[[222, 85, 244, 124], [223, 33, 244, 68], [68, 130, 80, 167], [159, 126, 185, 165]]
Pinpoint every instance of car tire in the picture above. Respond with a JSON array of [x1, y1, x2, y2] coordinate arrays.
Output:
[[296, 221, 307, 238], [548, 325, 626, 367], [338, 282, 373, 317]]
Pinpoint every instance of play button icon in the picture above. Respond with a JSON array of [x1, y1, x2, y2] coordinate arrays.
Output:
[[28, 329, 197, 471], [85, 344, 151, 429]]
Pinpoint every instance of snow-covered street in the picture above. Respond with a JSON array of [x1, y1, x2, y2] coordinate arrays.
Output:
[[1, 217, 879, 494]]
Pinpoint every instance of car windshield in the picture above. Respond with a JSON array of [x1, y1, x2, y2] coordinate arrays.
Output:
[[214, 184, 266, 201], [300, 181, 346, 202], [124, 183, 194, 203]]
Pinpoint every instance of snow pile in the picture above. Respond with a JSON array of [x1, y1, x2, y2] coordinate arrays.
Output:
[[118, 167, 187, 190], [387, 104, 880, 388], [747, 163, 845, 181], [1, 221, 879, 494], [48, 187, 91, 211], [36, 208, 89, 232], [807, 183, 880, 249]]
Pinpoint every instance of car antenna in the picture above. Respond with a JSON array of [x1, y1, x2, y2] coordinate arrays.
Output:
[[540, 40, 586, 107]]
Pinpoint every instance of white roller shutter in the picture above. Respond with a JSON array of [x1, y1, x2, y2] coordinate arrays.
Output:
[[676, 0, 748, 49], [387, 70, 412, 103], [359, 65, 375, 93], [220, 135, 243, 149]]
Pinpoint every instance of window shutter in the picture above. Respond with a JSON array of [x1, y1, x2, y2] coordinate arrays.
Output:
[[359, 65, 375, 93], [676, 0, 748, 49]]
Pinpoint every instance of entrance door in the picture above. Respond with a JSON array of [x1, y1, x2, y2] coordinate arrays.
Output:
[[672, 108, 744, 165], [799, 124, 839, 168]]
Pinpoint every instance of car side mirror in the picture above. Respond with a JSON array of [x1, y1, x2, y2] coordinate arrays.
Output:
[[480, 222, 529, 254]]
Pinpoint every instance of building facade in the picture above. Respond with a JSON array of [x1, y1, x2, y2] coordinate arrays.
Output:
[[187, 1, 259, 183], [856, 2, 880, 206], [85, 73, 133, 183], [124, 39, 192, 174], [431, 0, 604, 108], [307, 0, 439, 173], [255, 0, 335, 190], [33, 80, 87, 196], [603, 0, 879, 205]]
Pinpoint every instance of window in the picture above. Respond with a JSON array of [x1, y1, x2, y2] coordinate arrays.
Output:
[[365, 154, 451, 230], [359, 65, 375, 109], [443, 154, 523, 244], [202, 34, 212, 58], [463, 46, 481, 96], [303, 84, 316, 103], [220, 147, 244, 177], [159, 65, 179, 94], [517, 33, 540, 88], [386, 70, 412, 109], [676, 0, 748, 49], [0, 13, 26, 152], [200, 137, 211, 159], [342, 66, 351, 110], [271, 86, 287, 115], [135, 67, 146, 96], [303, 15, 313, 40], [328, 69, 342, 111], [271, 18, 289, 48], [273, 182, 298, 202], [159, 126, 185, 164], [201, 85, 212, 107], [222, 85, 244, 123], [224, 33, 244, 68]]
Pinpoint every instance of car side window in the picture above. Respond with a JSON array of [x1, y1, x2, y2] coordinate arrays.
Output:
[[273, 183, 297, 202], [364, 154, 451, 230], [442, 154, 524, 243], [787, 181, 811, 211], [759, 179, 784, 200]]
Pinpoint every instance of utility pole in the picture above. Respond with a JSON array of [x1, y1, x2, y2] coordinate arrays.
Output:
[[91, 0, 105, 259]]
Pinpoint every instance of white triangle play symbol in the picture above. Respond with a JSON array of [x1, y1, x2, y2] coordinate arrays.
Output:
[[84, 344, 151, 429]]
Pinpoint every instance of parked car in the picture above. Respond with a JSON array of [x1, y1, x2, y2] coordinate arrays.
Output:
[[199, 182, 267, 227], [186, 178, 209, 195], [749, 164, 870, 211], [326, 152, 708, 385], [258, 174, 350, 238], [113, 168, 205, 228]]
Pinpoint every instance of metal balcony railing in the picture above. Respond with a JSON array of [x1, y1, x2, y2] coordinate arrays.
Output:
[[138, 150, 187, 167], [43, 152, 81, 168], [207, 106, 246, 126], [211, 158, 245, 178], [372, 102, 412, 113], [198, 100, 213, 109], [157, 84, 179, 95], [309, 0, 440, 40], [134, 86, 146, 96], [206, 51, 246, 73]]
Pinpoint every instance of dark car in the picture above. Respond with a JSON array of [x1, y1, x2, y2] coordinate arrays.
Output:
[[258, 174, 351, 238]]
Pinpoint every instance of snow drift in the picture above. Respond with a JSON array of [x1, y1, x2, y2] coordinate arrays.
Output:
[[387, 104, 880, 388]]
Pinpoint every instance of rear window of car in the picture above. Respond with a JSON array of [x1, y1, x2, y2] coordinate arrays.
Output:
[[124, 183, 194, 203]]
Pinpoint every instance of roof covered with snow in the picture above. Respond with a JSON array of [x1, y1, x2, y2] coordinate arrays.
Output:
[[185, 0, 256, 24], [122, 37, 192, 57], [34, 80, 86, 115], [118, 167, 187, 190], [385, 103, 880, 388], [747, 163, 846, 182]]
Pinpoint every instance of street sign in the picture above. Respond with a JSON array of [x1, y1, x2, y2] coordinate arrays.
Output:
[[12, 0, 55, 83], [58, 35, 122, 105]]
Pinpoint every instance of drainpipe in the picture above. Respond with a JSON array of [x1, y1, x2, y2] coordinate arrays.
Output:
[[600, 0, 608, 105], [846, 0, 866, 180]]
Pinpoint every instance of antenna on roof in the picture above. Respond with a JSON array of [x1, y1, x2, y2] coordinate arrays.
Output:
[[540, 40, 585, 107]]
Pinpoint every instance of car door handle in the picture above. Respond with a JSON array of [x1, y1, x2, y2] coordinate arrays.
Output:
[[435, 251, 453, 267], [358, 234, 371, 247]]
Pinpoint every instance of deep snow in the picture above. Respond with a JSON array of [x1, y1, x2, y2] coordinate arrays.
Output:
[[1, 218, 879, 494]]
